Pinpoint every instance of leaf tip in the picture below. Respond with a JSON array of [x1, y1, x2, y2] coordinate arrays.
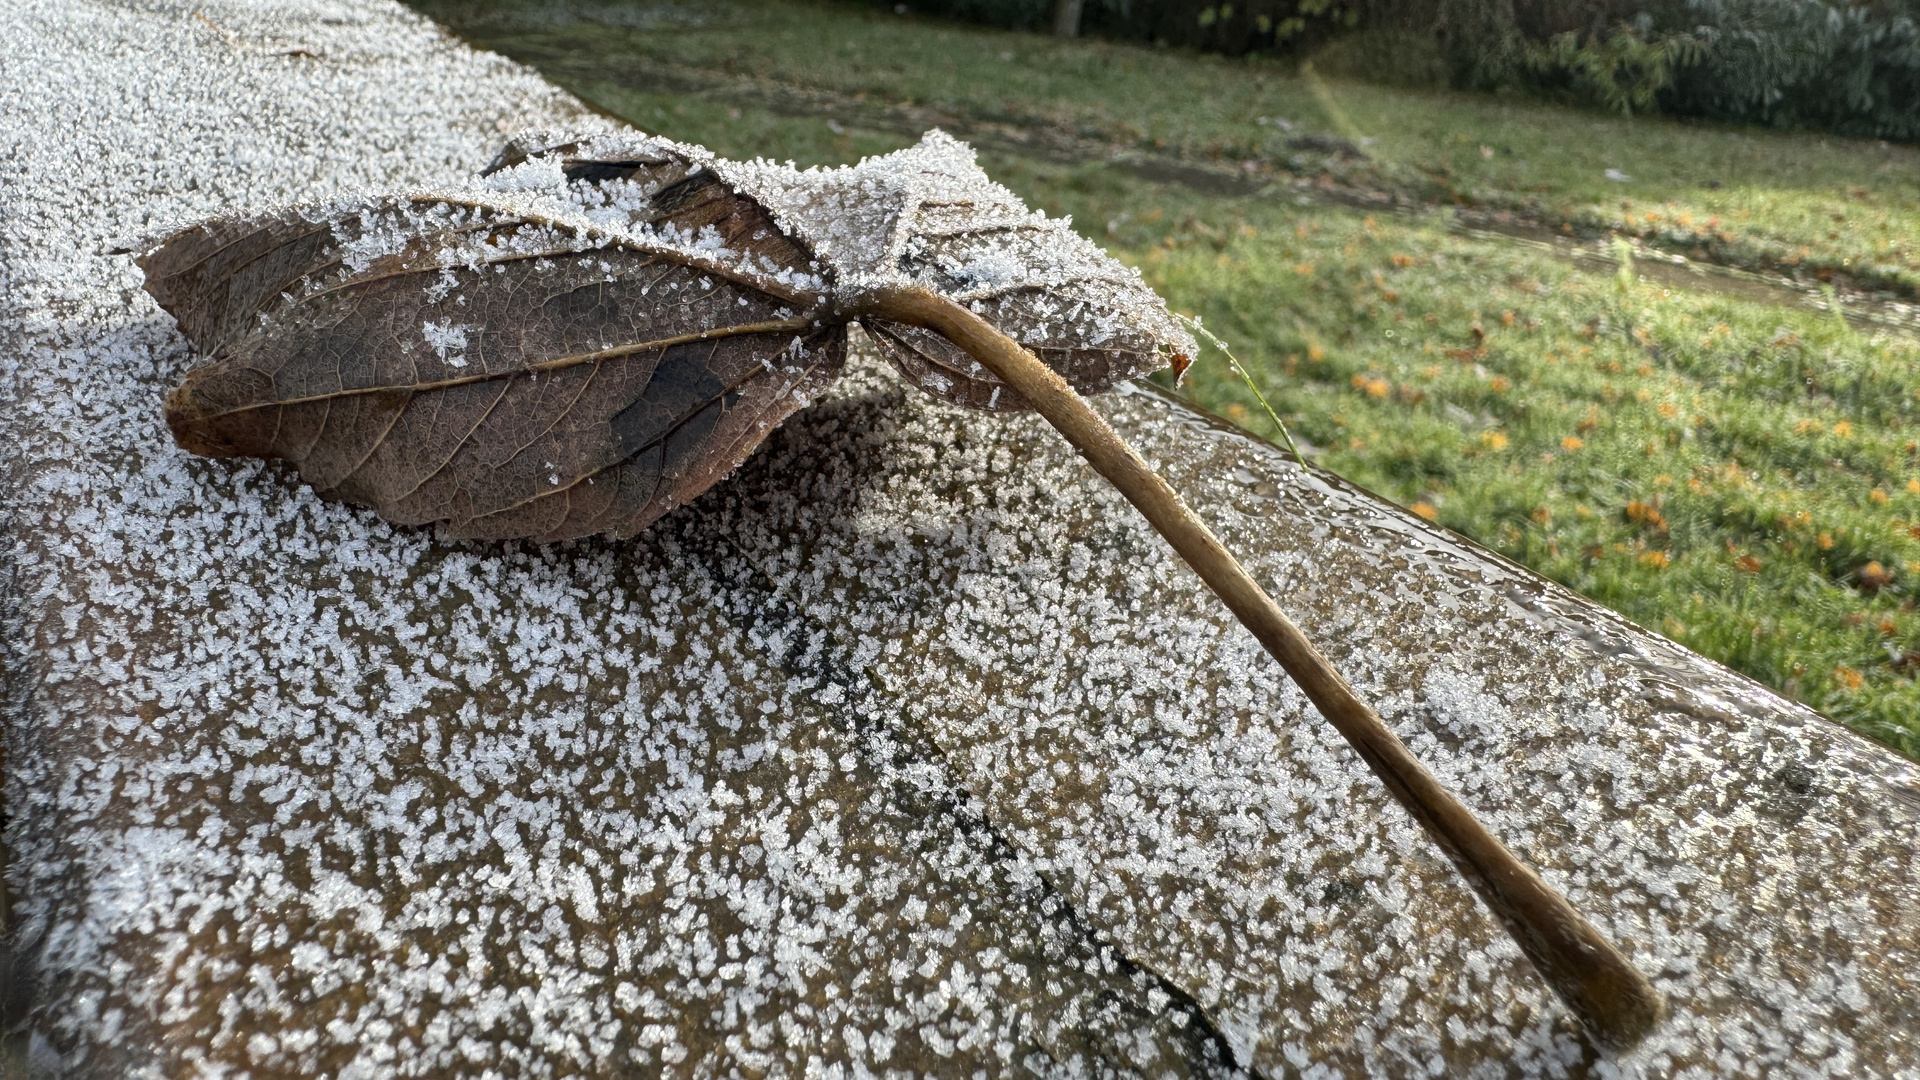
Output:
[[163, 370, 279, 459]]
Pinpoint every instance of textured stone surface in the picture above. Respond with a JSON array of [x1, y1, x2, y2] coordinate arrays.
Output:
[[2, 1, 1917, 1077]]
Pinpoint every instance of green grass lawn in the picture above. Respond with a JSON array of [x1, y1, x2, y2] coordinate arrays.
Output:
[[414, 0, 1920, 757], [422, 0, 1920, 296]]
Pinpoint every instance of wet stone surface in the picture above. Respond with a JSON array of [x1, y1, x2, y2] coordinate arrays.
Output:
[[2, 1, 1918, 1077]]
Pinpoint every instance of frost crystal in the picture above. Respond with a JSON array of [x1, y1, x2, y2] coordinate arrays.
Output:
[[420, 318, 471, 365]]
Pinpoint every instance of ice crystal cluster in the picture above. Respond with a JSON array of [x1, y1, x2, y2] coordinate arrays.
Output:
[[1, 1, 1917, 1078]]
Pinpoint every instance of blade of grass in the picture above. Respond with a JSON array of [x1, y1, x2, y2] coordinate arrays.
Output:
[[1820, 283, 1856, 339], [1177, 312, 1309, 466], [1613, 236, 1636, 289]]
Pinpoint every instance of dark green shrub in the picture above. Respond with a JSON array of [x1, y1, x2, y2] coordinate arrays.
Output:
[[890, 0, 1920, 141], [1665, 0, 1920, 139], [1520, 17, 1706, 114], [898, 0, 1053, 29], [1427, 0, 1920, 137]]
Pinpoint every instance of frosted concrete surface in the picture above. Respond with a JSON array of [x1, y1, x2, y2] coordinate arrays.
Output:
[[2, 1, 1917, 1077]]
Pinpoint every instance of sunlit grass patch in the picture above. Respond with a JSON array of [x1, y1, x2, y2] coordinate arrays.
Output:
[[1121, 195, 1920, 755]]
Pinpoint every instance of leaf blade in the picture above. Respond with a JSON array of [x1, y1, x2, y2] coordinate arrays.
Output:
[[144, 144, 843, 541]]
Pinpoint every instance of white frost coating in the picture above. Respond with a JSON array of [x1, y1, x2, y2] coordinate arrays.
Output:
[[458, 129, 836, 302], [2, 2, 1918, 1079], [718, 130, 1197, 360]]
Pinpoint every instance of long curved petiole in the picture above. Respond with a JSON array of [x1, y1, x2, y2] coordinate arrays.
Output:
[[861, 285, 1665, 1052]]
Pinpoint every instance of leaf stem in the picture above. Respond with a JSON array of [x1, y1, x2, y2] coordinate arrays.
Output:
[[862, 285, 1665, 1052]]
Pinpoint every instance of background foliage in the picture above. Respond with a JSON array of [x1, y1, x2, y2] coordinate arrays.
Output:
[[895, 0, 1920, 139], [1662, 0, 1920, 138]]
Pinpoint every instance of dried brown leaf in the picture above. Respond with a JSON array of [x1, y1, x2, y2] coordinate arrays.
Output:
[[141, 130, 1194, 538], [142, 141, 841, 541]]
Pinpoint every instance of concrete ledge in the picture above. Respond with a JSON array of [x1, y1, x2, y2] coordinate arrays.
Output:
[[2, 1, 1916, 1076]]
